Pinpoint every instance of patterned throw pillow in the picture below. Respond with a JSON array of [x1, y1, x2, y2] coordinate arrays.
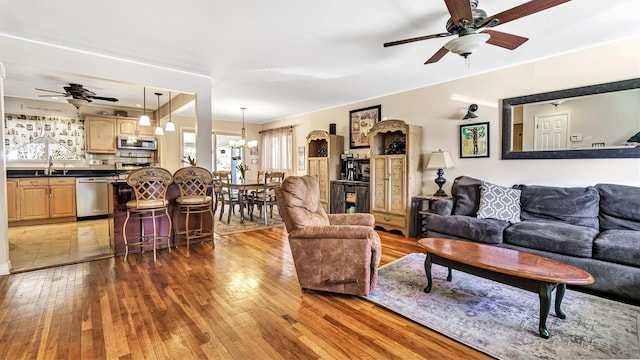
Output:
[[477, 181, 521, 223]]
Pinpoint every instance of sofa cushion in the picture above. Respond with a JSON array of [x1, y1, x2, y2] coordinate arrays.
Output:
[[504, 220, 599, 258], [477, 181, 521, 223], [515, 185, 600, 230], [426, 214, 509, 244], [593, 230, 640, 267], [451, 176, 482, 216], [596, 183, 640, 231]]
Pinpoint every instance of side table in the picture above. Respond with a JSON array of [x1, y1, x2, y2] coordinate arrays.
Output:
[[410, 195, 452, 239]]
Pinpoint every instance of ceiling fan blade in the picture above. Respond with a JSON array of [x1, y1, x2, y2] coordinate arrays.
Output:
[[444, 0, 473, 26], [481, 30, 528, 50], [425, 47, 450, 64], [35, 88, 69, 96], [384, 32, 452, 47], [482, 0, 570, 27], [88, 95, 119, 102]]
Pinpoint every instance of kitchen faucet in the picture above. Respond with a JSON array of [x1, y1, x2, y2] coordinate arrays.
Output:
[[47, 156, 55, 175]]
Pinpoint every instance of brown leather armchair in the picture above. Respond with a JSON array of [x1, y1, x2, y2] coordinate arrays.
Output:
[[275, 175, 381, 296]]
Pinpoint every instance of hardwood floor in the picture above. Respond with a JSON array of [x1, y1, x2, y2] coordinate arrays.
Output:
[[0, 226, 490, 359], [8, 219, 112, 272]]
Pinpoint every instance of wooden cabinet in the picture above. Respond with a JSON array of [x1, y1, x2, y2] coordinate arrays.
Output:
[[6, 179, 20, 222], [85, 115, 117, 153], [330, 181, 369, 214], [117, 118, 156, 137], [19, 178, 50, 220], [307, 130, 344, 211], [14, 177, 76, 222], [369, 119, 422, 237], [49, 177, 76, 218]]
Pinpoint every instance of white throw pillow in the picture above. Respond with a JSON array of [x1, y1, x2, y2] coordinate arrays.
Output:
[[477, 181, 521, 223]]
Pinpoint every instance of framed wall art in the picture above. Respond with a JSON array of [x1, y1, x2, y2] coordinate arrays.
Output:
[[349, 105, 381, 149], [460, 122, 490, 158]]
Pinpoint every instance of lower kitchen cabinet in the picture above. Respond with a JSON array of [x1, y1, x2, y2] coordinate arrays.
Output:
[[11, 177, 76, 223], [6, 179, 19, 222]]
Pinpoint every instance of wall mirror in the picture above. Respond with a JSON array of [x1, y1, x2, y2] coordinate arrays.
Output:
[[501, 78, 640, 159]]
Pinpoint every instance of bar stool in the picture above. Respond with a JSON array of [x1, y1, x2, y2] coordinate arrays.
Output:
[[173, 166, 215, 254], [122, 167, 173, 263]]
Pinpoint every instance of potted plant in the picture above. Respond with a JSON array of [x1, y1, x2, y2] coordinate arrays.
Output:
[[236, 162, 249, 183], [182, 154, 196, 166]]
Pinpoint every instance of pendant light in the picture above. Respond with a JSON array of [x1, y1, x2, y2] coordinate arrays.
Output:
[[165, 91, 175, 132], [237, 107, 246, 147], [154, 92, 164, 135], [139, 87, 151, 126]]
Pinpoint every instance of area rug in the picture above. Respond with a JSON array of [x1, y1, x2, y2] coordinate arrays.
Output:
[[213, 208, 284, 235], [365, 253, 640, 360]]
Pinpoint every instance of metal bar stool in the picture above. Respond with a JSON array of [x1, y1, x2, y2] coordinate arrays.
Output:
[[123, 167, 173, 263], [173, 166, 215, 254]]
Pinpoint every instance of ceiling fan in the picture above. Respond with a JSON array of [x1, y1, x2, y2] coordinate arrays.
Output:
[[36, 83, 119, 108], [383, 0, 571, 64]]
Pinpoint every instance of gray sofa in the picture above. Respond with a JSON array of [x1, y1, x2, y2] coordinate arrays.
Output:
[[426, 176, 640, 303]]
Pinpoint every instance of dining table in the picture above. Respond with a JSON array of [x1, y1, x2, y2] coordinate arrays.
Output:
[[228, 181, 281, 224]]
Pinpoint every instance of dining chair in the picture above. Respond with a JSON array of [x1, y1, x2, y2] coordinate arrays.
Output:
[[212, 170, 242, 224], [248, 171, 285, 224], [172, 166, 215, 254]]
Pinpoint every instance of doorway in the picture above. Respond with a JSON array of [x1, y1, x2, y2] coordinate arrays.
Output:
[[534, 112, 570, 151], [214, 133, 243, 182]]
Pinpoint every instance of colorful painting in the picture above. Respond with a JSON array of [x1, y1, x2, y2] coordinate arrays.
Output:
[[460, 122, 489, 158]]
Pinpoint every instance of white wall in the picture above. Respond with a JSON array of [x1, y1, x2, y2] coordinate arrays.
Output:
[[263, 37, 640, 193]]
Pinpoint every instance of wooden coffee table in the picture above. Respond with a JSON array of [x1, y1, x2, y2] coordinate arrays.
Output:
[[416, 238, 594, 338]]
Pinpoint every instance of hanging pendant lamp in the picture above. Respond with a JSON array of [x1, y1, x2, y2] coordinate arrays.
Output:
[[165, 91, 175, 132], [139, 87, 151, 126], [154, 92, 164, 135], [237, 107, 246, 146]]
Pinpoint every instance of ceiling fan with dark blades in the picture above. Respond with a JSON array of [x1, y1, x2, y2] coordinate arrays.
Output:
[[383, 0, 571, 64], [36, 83, 119, 108]]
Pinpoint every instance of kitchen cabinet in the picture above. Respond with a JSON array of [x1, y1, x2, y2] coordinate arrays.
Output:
[[19, 178, 50, 220], [369, 119, 422, 237], [330, 180, 369, 214], [85, 115, 117, 153], [15, 177, 76, 222], [6, 179, 19, 222], [307, 130, 343, 211], [49, 177, 77, 218], [117, 118, 156, 137]]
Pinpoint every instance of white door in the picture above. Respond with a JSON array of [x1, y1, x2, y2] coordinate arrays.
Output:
[[534, 113, 570, 151]]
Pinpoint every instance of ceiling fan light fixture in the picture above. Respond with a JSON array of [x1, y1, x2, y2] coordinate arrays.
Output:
[[67, 98, 89, 109], [444, 33, 490, 58]]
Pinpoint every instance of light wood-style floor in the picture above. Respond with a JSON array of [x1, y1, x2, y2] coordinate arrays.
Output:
[[8, 219, 113, 272], [0, 225, 490, 359]]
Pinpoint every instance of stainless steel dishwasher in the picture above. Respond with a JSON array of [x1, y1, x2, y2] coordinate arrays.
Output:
[[75, 176, 115, 219]]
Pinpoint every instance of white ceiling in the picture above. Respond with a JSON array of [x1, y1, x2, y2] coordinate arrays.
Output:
[[1, 1, 639, 123]]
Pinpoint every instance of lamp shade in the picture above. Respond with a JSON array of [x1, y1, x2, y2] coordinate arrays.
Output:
[[427, 150, 455, 170], [444, 33, 490, 58]]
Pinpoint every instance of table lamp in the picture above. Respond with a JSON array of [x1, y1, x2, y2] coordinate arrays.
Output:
[[426, 150, 455, 197]]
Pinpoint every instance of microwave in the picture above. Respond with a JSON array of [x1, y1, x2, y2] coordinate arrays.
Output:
[[117, 136, 157, 150]]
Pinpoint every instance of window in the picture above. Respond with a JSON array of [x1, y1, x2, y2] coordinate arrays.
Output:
[[182, 130, 196, 166], [260, 127, 293, 172]]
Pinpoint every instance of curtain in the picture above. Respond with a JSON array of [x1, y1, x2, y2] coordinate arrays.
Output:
[[260, 126, 293, 173]]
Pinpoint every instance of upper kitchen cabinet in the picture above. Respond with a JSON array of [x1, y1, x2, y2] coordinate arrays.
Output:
[[85, 115, 117, 153], [117, 117, 156, 137]]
